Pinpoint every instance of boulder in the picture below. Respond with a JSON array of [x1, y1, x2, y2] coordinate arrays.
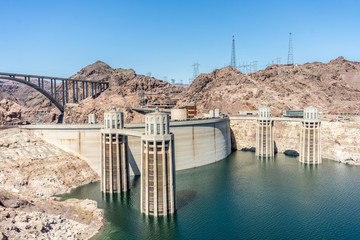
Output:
[[284, 150, 299, 157], [241, 147, 256, 152]]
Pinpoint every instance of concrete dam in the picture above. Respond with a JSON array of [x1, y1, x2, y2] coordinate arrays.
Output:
[[22, 117, 232, 176]]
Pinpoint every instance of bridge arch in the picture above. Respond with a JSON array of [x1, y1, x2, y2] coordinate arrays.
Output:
[[0, 76, 64, 112], [0, 72, 109, 123]]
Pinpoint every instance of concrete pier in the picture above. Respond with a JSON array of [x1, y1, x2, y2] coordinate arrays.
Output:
[[101, 110, 129, 193], [88, 114, 96, 124], [299, 107, 321, 164], [141, 110, 176, 216], [256, 107, 274, 158]]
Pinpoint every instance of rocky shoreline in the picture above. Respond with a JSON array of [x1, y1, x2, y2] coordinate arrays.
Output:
[[231, 118, 360, 165], [0, 128, 103, 240]]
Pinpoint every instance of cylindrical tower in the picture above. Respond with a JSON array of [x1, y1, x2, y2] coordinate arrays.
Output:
[[299, 107, 321, 164], [88, 113, 96, 124], [256, 107, 274, 158], [141, 109, 176, 216], [101, 109, 129, 193]]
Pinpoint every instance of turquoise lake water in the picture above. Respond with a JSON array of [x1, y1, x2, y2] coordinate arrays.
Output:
[[60, 151, 360, 239]]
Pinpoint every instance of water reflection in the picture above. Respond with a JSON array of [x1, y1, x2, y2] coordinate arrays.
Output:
[[177, 190, 197, 210], [140, 214, 177, 240], [130, 175, 141, 189], [102, 191, 131, 206], [257, 156, 276, 170], [257, 156, 275, 162], [301, 162, 319, 170]]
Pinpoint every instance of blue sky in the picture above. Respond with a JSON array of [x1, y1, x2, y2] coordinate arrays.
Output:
[[1, 0, 359, 83]]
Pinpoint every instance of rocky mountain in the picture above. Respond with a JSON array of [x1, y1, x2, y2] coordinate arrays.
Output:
[[1, 57, 360, 123], [177, 57, 360, 116], [0, 99, 22, 124], [0, 81, 33, 104], [0, 61, 182, 124], [62, 61, 181, 123], [0, 76, 60, 123]]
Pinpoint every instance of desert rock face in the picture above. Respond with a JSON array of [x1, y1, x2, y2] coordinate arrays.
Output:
[[1, 57, 360, 124], [0, 61, 181, 124], [0, 80, 39, 105], [230, 118, 360, 164], [0, 129, 99, 197], [0, 78, 56, 124], [24, 61, 181, 124], [0, 128, 103, 239], [177, 57, 360, 116], [0, 190, 103, 240], [321, 121, 360, 163], [61, 61, 182, 124], [0, 99, 22, 124]]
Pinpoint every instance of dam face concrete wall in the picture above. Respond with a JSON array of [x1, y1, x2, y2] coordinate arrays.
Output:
[[24, 118, 231, 176], [31, 127, 103, 175]]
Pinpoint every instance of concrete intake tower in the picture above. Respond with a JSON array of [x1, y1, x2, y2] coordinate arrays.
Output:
[[299, 107, 322, 164], [141, 110, 176, 216], [100, 109, 129, 193], [256, 107, 274, 158]]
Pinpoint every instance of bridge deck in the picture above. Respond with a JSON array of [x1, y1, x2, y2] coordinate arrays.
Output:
[[0, 72, 102, 83]]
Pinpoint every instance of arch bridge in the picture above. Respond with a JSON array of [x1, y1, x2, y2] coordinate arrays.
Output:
[[0, 72, 109, 123]]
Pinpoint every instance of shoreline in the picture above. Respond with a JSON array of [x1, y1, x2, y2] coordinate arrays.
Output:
[[0, 128, 103, 239], [230, 119, 360, 165], [238, 149, 360, 166]]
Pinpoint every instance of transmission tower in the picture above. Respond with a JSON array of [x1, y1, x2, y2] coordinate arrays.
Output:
[[287, 33, 294, 65], [239, 61, 258, 73], [192, 61, 200, 81], [281, 70, 287, 82], [251, 61, 258, 72], [231, 36, 236, 68], [138, 90, 146, 108]]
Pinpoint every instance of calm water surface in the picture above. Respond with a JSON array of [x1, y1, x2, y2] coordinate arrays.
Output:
[[61, 152, 360, 239]]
